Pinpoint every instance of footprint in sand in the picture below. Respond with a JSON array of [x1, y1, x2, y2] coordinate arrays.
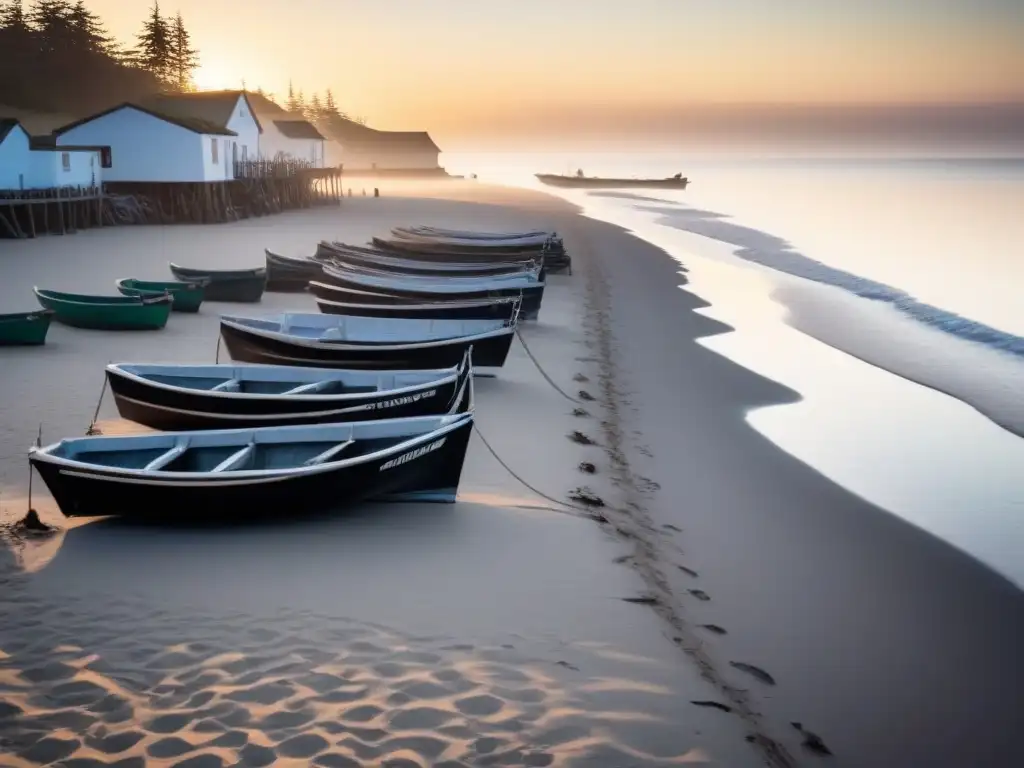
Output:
[[688, 589, 711, 601], [729, 661, 776, 686]]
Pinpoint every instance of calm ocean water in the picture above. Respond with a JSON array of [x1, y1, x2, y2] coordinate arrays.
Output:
[[445, 149, 1024, 586]]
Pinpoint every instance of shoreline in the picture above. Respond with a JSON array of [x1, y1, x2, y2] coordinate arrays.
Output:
[[1, 181, 1022, 766]]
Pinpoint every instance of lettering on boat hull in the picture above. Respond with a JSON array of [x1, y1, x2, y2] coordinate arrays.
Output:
[[380, 437, 447, 471]]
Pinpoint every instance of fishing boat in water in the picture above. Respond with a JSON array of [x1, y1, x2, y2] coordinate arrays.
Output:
[[0, 309, 54, 346], [29, 396, 475, 519], [105, 348, 473, 431], [535, 172, 690, 189], [220, 311, 518, 370], [34, 288, 173, 331], [115, 278, 205, 313], [169, 263, 267, 302]]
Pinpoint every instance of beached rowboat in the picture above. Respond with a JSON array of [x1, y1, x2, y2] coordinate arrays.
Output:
[[169, 263, 267, 302], [106, 349, 473, 431], [312, 287, 520, 321], [220, 311, 517, 370], [319, 263, 544, 320], [319, 242, 540, 277], [0, 310, 54, 346], [29, 392, 474, 519], [264, 249, 322, 292], [115, 278, 205, 313], [34, 288, 173, 331]]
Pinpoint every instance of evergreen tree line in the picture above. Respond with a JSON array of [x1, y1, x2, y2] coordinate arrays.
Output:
[[0, 0, 198, 115], [273, 81, 367, 127]]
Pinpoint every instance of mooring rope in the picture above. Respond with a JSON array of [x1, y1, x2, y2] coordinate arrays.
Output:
[[472, 422, 601, 520], [86, 373, 109, 435], [215, 334, 222, 364], [514, 328, 580, 404]]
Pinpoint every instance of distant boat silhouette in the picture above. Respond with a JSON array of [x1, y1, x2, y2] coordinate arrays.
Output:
[[535, 171, 690, 189]]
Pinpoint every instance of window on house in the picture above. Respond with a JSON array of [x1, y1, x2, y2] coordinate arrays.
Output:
[[211, 138, 219, 164], [61, 152, 71, 171]]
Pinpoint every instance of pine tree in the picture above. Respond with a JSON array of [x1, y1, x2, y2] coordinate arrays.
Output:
[[68, 0, 110, 53], [135, 0, 172, 82], [29, 0, 73, 54], [295, 88, 306, 117], [0, 1, 28, 28], [285, 80, 300, 113], [309, 92, 322, 120], [168, 11, 198, 91], [323, 88, 340, 118]]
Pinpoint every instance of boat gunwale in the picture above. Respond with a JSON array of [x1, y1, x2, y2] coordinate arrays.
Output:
[[169, 262, 267, 280], [34, 286, 174, 308], [115, 277, 208, 292], [105, 360, 463, 402], [0, 309, 55, 321], [29, 411, 473, 482], [309, 283, 518, 310], [220, 316, 515, 352]]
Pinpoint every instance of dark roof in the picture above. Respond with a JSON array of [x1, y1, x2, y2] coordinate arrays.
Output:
[[28, 135, 106, 152], [245, 92, 290, 116], [273, 120, 325, 140], [321, 116, 440, 152], [0, 118, 21, 144], [54, 103, 238, 137], [138, 90, 263, 133]]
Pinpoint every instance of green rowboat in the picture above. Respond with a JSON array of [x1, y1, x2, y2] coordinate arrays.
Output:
[[34, 287, 173, 331], [0, 310, 54, 346], [116, 277, 206, 313]]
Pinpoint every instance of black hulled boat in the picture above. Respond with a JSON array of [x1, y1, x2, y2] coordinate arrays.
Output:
[[105, 349, 473, 431], [220, 311, 518, 369], [169, 263, 267, 302]]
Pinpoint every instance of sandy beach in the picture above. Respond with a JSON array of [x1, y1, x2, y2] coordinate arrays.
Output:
[[1, 180, 1023, 767]]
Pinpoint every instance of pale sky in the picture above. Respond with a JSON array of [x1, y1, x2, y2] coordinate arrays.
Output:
[[87, 0, 1024, 140]]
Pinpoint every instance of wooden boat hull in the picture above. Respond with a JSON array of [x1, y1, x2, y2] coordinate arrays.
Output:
[[314, 295, 520, 321], [318, 269, 544, 320], [116, 279, 205, 313], [265, 250, 321, 292], [220, 318, 515, 370], [535, 173, 689, 189], [106, 357, 472, 431], [169, 263, 267, 302], [0, 310, 54, 346], [29, 415, 474, 519], [320, 243, 539, 277], [34, 288, 172, 331]]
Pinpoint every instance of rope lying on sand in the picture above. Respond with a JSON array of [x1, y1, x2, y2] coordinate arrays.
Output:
[[514, 328, 579, 403], [472, 423, 602, 521]]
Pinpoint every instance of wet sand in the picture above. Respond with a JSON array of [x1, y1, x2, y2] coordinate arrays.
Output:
[[1, 180, 1022, 767]]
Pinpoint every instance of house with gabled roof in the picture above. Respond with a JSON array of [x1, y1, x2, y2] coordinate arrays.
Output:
[[321, 115, 442, 172], [52, 102, 242, 183], [241, 92, 327, 167], [1, 117, 101, 190], [139, 90, 262, 166]]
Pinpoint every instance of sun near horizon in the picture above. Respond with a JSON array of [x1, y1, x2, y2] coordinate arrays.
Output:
[[80, 0, 1024, 144]]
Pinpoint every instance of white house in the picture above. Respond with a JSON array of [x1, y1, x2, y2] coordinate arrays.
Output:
[[1, 118, 101, 190], [53, 104, 240, 183], [321, 116, 441, 172], [262, 120, 326, 166], [140, 90, 262, 168]]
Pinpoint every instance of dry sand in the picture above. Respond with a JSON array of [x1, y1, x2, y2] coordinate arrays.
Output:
[[0, 184, 757, 767], [1, 180, 1022, 767]]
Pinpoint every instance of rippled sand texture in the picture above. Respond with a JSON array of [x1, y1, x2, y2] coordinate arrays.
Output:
[[0, 598, 712, 768]]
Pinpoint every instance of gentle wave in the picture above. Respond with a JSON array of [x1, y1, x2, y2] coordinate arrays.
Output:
[[638, 204, 1024, 359]]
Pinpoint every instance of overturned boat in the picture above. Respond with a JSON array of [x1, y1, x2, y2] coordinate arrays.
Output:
[[220, 311, 518, 370], [105, 349, 473, 431], [29, 392, 475, 519]]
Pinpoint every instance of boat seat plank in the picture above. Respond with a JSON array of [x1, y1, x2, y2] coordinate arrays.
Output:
[[282, 380, 333, 395], [211, 442, 255, 473], [144, 443, 188, 471], [211, 378, 241, 392], [303, 440, 355, 466]]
